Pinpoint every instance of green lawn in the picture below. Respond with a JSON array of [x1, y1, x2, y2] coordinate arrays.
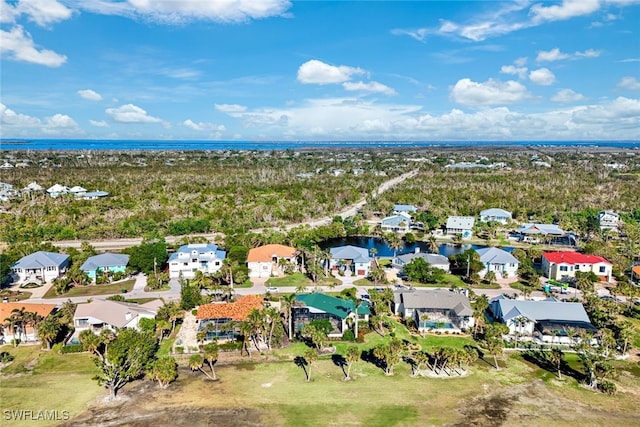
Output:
[[0, 289, 32, 302], [43, 279, 135, 299], [266, 273, 339, 289], [0, 345, 102, 427]]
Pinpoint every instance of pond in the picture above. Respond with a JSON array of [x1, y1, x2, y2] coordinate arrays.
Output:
[[319, 236, 513, 258]]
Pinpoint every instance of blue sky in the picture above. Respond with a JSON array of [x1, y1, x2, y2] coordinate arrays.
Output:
[[1, 0, 639, 141]]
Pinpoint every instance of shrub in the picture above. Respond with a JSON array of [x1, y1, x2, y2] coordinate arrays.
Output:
[[60, 344, 84, 354], [107, 295, 126, 302], [219, 341, 242, 352], [342, 330, 355, 341], [599, 380, 617, 395], [174, 346, 184, 354], [0, 351, 15, 363]]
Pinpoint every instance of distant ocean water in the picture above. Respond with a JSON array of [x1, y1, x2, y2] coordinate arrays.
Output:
[[1, 139, 639, 151]]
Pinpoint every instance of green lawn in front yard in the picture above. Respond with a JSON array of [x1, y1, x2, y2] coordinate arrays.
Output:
[[43, 279, 135, 299], [266, 273, 340, 289], [0, 288, 32, 302]]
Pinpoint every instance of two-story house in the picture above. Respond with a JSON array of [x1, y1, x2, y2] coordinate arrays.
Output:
[[168, 243, 226, 279]]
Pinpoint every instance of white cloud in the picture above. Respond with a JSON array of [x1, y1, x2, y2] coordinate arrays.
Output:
[[17, 0, 73, 27], [0, 25, 67, 67], [215, 103, 248, 114], [450, 78, 530, 106], [297, 59, 365, 85], [571, 97, 640, 124], [617, 76, 640, 90], [551, 89, 586, 103], [45, 113, 78, 128], [500, 65, 528, 79], [529, 68, 556, 86], [80, 0, 291, 24], [619, 58, 640, 63], [105, 104, 163, 124], [0, 102, 41, 127], [89, 120, 109, 127], [536, 48, 570, 62], [537, 47, 602, 62], [342, 81, 397, 96], [530, 0, 601, 23], [390, 28, 428, 42], [77, 89, 103, 101], [158, 67, 201, 80], [183, 119, 225, 131]]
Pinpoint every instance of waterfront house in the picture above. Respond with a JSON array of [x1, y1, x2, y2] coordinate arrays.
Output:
[[393, 289, 474, 332], [380, 211, 412, 233], [327, 245, 371, 277], [247, 244, 298, 278], [196, 295, 264, 341], [393, 248, 450, 273], [541, 251, 612, 282], [80, 253, 129, 282], [476, 247, 519, 279], [479, 208, 512, 225], [293, 293, 370, 338], [489, 296, 595, 344], [517, 223, 565, 242], [10, 251, 69, 285], [168, 243, 226, 279], [446, 216, 475, 240]]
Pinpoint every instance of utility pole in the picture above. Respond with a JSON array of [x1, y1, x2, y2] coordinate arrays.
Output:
[[466, 254, 471, 279]]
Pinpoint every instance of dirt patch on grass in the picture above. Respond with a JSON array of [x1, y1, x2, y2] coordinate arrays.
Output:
[[62, 376, 267, 427]]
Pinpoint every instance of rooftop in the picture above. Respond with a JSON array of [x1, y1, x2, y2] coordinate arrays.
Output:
[[196, 295, 264, 321], [247, 244, 297, 263], [543, 251, 611, 265]]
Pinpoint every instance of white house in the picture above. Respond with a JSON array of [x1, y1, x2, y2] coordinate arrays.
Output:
[[541, 251, 612, 282], [446, 216, 475, 240], [479, 208, 512, 224], [69, 185, 87, 195], [10, 251, 70, 284], [380, 212, 412, 233], [46, 184, 70, 198], [597, 210, 620, 232], [393, 248, 450, 273], [393, 204, 418, 215], [489, 296, 596, 344], [72, 299, 160, 337], [327, 245, 371, 277], [476, 247, 519, 279], [247, 244, 297, 278], [168, 243, 226, 279]]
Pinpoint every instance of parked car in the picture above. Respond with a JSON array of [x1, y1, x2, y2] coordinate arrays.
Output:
[[361, 294, 370, 300], [266, 287, 279, 293]]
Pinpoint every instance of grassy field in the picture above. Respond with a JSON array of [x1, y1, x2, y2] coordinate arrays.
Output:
[[0, 289, 32, 302], [43, 279, 135, 299], [266, 273, 340, 289], [2, 334, 640, 427]]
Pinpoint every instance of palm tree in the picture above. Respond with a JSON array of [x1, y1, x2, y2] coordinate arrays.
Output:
[[303, 348, 318, 382], [202, 342, 219, 380], [548, 347, 564, 379], [419, 312, 430, 333], [9, 307, 28, 342], [189, 354, 216, 381], [280, 293, 296, 340], [427, 235, 439, 254], [344, 345, 360, 381], [37, 316, 61, 350], [385, 233, 403, 258]]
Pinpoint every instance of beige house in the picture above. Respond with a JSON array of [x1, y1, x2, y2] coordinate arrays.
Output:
[[247, 244, 297, 278]]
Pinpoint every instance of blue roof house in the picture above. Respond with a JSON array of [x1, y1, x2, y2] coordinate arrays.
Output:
[[10, 251, 70, 285], [328, 245, 371, 277], [80, 253, 130, 282], [476, 247, 519, 279], [380, 211, 412, 233], [479, 208, 512, 224], [168, 243, 226, 279], [393, 204, 418, 214]]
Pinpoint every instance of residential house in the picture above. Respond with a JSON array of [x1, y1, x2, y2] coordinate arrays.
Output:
[[71, 299, 159, 342], [489, 296, 596, 344], [597, 210, 620, 232], [327, 245, 371, 277], [393, 289, 474, 332], [21, 182, 44, 194], [10, 251, 70, 284], [80, 253, 130, 282], [479, 208, 512, 224], [476, 247, 519, 279], [517, 223, 565, 242], [380, 211, 412, 233], [80, 191, 109, 200], [393, 248, 450, 273], [293, 293, 370, 338], [393, 204, 418, 215], [446, 216, 475, 240], [632, 265, 640, 283], [196, 295, 264, 341], [541, 251, 613, 282], [69, 186, 87, 196], [0, 182, 18, 202], [247, 244, 298, 278], [46, 184, 69, 198], [0, 303, 57, 343], [168, 243, 226, 279]]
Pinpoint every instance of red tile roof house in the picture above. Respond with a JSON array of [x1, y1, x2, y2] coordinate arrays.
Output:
[[0, 302, 57, 344], [542, 252, 612, 283], [247, 244, 298, 278], [195, 295, 264, 341]]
